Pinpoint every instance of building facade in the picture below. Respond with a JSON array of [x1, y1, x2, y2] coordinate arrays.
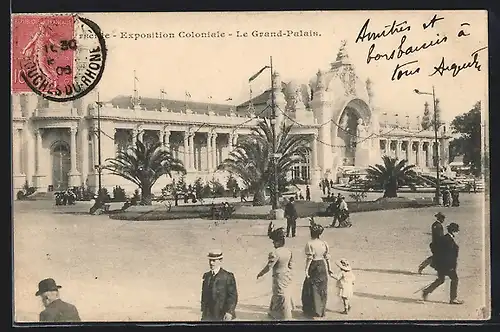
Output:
[[12, 43, 451, 195]]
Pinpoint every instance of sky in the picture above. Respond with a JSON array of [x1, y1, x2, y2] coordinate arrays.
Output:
[[82, 11, 488, 123]]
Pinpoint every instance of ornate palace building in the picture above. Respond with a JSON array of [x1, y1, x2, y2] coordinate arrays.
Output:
[[12, 43, 451, 194]]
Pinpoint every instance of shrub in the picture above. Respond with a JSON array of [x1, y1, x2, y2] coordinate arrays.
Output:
[[131, 189, 141, 205], [112, 186, 127, 202], [210, 179, 225, 197], [202, 183, 212, 198], [98, 187, 111, 202], [194, 177, 205, 199], [349, 191, 367, 202], [17, 190, 25, 200]]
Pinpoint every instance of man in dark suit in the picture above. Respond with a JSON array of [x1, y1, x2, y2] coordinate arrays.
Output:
[[284, 197, 298, 237], [422, 223, 464, 305], [418, 212, 445, 274], [35, 278, 81, 322], [201, 250, 238, 321]]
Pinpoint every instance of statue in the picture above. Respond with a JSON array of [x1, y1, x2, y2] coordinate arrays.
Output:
[[356, 118, 368, 147]]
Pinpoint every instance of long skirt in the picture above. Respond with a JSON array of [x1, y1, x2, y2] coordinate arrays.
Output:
[[269, 272, 294, 320], [301, 260, 328, 318]]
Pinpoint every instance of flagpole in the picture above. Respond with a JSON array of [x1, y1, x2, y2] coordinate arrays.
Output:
[[270, 56, 278, 211], [97, 92, 102, 199]]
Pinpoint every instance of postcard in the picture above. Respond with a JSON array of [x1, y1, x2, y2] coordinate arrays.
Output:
[[11, 11, 489, 322]]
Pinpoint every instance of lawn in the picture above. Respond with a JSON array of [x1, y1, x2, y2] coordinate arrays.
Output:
[[12, 193, 489, 322]]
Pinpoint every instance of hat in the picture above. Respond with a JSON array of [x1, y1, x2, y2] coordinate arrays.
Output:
[[310, 224, 324, 237], [269, 228, 285, 242], [447, 222, 460, 233], [35, 278, 61, 296], [207, 250, 223, 260], [335, 258, 352, 271], [435, 212, 445, 221]]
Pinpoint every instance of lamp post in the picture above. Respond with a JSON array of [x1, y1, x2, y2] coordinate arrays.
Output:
[[270, 56, 279, 211], [414, 87, 441, 205], [95, 94, 103, 200]]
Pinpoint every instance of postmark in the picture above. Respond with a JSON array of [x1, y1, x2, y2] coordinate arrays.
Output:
[[12, 14, 107, 102]]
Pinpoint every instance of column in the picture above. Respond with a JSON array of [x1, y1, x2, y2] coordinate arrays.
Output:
[[183, 131, 189, 169], [211, 132, 218, 170], [207, 132, 213, 171], [70, 127, 77, 172], [138, 129, 144, 142], [232, 133, 238, 146], [80, 124, 89, 185], [311, 133, 318, 170], [189, 132, 195, 170], [396, 140, 402, 160], [228, 133, 234, 152], [33, 128, 47, 189], [35, 129, 43, 174], [384, 139, 389, 156], [163, 130, 171, 151], [13, 128, 26, 191], [405, 141, 411, 162], [427, 142, 433, 167], [418, 141, 424, 167], [132, 129, 138, 146], [13, 129, 21, 174]]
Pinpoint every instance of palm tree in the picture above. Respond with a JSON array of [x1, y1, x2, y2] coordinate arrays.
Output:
[[103, 140, 186, 205], [365, 156, 417, 198], [217, 119, 311, 206]]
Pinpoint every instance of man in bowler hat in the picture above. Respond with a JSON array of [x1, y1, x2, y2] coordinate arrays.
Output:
[[201, 250, 238, 321], [422, 223, 463, 305], [418, 212, 446, 274], [284, 197, 298, 237], [35, 278, 81, 322]]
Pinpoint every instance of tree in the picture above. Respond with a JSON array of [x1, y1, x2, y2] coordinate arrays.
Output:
[[226, 175, 240, 198], [450, 101, 482, 176], [217, 119, 311, 206], [421, 101, 431, 130], [365, 156, 417, 198], [432, 98, 442, 130], [103, 140, 186, 205]]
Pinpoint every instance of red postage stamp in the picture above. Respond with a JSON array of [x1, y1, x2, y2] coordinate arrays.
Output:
[[11, 14, 106, 102]]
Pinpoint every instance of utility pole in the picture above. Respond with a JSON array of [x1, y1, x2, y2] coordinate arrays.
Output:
[[97, 92, 102, 198], [270, 56, 279, 211], [432, 86, 441, 205], [414, 87, 441, 205]]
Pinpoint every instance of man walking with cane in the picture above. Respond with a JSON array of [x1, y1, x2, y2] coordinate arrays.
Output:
[[422, 223, 463, 305]]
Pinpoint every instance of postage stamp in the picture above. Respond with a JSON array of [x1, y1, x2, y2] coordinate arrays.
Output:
[[11, 14, 106, 102]]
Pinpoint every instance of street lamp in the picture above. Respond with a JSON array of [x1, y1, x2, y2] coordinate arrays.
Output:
[[414, 87, 441, 205], [95, 94, 103, 201]]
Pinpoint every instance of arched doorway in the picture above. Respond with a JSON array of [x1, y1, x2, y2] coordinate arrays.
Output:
[[334, 99, 371, 167], [52, 141, 71, 190]]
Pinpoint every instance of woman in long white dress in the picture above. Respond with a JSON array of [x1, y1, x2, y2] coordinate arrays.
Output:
[[257, 227, 294, 320]]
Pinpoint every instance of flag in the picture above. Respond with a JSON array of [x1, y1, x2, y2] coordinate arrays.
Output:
[[160, 89, 166, 94], [249, 66, 270, 82], [226, 97, 233, 101], [208, 96, 212, 100], [134, 76, 139, 82], [185, 91, 191, 98]]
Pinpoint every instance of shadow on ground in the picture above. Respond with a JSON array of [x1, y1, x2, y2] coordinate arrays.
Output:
[[352, 268, 420, 276], [354, 291, 441, 304]]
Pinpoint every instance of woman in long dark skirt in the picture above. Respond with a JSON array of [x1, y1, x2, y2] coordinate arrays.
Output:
[[301, 221, 334, 319]]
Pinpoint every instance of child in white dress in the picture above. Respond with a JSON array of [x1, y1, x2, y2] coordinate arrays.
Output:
[[330, 258, 355, 314]]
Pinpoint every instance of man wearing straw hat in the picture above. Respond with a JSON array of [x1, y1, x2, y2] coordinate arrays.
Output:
[[35, 278, 81, 322], [201, 250, 238, 321], [417, 212, 446, 274]]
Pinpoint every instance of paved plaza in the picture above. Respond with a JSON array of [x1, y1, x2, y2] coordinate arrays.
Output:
[[13, 193, 489, 322]]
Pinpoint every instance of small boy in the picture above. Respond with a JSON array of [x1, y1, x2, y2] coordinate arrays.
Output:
[[330, 258, 356, 314]]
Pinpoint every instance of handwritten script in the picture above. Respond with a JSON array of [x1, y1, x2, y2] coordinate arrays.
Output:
[[355, 14, 487, 81]]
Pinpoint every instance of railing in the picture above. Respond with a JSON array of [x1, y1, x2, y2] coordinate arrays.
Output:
[[88, 106, 260, 127], [33, 107, 80, 118]]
